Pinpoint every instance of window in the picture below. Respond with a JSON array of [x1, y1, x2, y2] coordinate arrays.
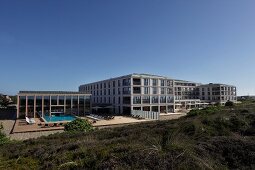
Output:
[[123, 87, 131, 94], [113, 81, 115, 87], [160, 96, 166, 103], [133, 96, 141, 104], [144, 79, 149, 86], [142, 96, 150, 104], [151, 96, 158, 103], [152, 87, 157, 94], [144, 87, 149, 94], [123, 79, 130, 86], [161, 80, 165, 86], [133, 78, 141, 85], [59, 96, 64, 105], [167, 96, 174, 103], [51, 96, 57, 105], [161, 88, 165, 94], [167, 88, 173, 94], [133, 87, 141, 94], [123, 97, 131, 104], [167, 80, 173, 87], [152, 79, 158, 86]]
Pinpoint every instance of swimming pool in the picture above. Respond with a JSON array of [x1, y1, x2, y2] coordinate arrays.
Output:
[[43, 114, 76, 122]]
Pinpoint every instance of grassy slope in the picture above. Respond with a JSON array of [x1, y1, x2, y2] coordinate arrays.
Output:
[[0, 102, 255, 170]]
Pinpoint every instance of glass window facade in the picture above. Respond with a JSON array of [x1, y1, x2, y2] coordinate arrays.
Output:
[[17, 92, 91, 118]]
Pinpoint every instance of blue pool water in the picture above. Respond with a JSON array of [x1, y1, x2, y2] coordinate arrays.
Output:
[[43, 114, 76, 122]]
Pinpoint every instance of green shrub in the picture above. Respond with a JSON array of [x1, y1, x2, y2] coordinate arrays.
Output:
[[64, 118, 93, 132], [225, 101, 234, 107], [0, 123, 9, 145], [186, 109, 201, 117], [240, 109, 249, 113]]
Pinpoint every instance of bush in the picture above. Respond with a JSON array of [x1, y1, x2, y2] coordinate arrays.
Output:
[[64, 119, 93, 132], [0, 123, 9, 145], [240, 109, 249, 113], [225, 101, 234, 107], [186, 109, 201, 117]]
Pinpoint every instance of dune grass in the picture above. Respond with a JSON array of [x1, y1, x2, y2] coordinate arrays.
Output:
[[0, 102, 254, 169]]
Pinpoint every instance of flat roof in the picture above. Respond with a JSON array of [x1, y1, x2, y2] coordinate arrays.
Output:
[[79, 73, 174, 86], [18, 91, 91, 95], [199, 83, 236, 87]]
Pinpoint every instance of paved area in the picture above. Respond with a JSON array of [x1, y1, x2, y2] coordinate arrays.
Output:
[[13, 119, 64, 133], [159, 113, 186, 120], [1, 109, 186, 140], [91, 116, 150, 126]]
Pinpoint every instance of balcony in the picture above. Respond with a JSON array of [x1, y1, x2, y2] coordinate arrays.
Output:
[[133, 87, 141, 94], [133, 78, 141, 85]]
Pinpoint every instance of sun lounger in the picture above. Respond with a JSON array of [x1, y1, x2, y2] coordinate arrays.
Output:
[[26, 117, 36, 124]]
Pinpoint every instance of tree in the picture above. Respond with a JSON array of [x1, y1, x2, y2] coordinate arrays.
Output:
[[0, 95, 10, 107], [64, 118, 93, 132]]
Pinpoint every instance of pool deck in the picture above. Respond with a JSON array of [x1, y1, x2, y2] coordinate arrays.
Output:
[[12, 118, 65, 133], [12, 114, 186, 133]]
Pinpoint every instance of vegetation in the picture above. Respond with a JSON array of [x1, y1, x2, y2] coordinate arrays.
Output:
[[0, 102, 254, 169], [0, 123, 9, 145], [64, 118, 93, 132], [0, 95, 10, 107], [225, 100, 234, 107]]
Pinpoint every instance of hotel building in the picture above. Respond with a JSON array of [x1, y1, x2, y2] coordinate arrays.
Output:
[[79, 73, 236, 114], [17, 91, 91, 119], [198, 83, 237, 104]]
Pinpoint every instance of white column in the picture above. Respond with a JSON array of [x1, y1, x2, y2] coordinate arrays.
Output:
[[49, 96, 52, 116], [64, 95, 66, 113], [78, 95, 80, 116], [25, 96, 28, 117], [42, 96, 44, 117], [34, 95, 36, 118], [71, 95, 73, 113], [17, 95, 20, 119]]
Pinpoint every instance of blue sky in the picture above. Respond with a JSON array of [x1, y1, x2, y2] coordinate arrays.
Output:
[[0, 0, 255, 95]]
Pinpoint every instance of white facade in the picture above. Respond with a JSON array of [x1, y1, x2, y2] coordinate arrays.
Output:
[[198, 83, 237, 105], [79, 73, 237, 114]]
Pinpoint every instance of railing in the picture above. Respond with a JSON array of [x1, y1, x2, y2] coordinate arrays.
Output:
[[131, 110, 159, 120]]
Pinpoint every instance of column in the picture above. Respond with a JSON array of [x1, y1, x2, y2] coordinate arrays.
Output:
[[42, 96, 44, 118], [64, 95, 66, 113], [71, 95, 73, 114], [34, 95, 36, 118], [25, 96, 28, 117], [17, 95, 20, 119], [49, 96, 52, 117], [78, 95, 80, 116]]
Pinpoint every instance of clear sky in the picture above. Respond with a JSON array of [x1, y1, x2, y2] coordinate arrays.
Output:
[[0, 0, 255, 95]]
